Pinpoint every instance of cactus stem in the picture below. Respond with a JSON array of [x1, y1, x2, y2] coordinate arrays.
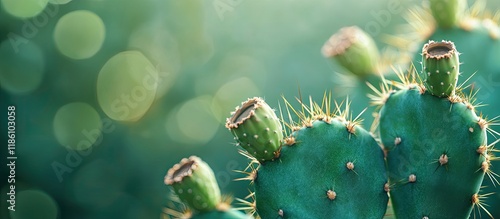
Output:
[[408, 174, 417, 183], [327, 189, 337, 200]]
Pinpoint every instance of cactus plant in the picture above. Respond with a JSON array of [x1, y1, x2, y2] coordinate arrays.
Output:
[[392, 1, 500, 216], [164, 156, 251, 219], [226, 95, 389, 218], [372, 40, 497, 218]]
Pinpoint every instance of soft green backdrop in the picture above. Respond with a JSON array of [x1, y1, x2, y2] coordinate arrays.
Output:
[[1, 0, 499, 218]]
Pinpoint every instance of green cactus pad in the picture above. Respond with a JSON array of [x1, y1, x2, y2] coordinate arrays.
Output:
[[422, 40, 460, 97], [322, 26, 380, 77], [430, 0, 465, 28], [165, 156, 221, 212], [250, 98, 388, 218], [377, 75, 488, 218], [226, 97, 284, 162]]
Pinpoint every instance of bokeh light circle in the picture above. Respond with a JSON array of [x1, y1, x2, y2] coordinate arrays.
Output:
[[97, 51, 158, 122], [1, 0, 49, 18], [0, 40, 45, 94], [128, 24, 181, 100], [9, 190, 58, 219], [54, 10, 105, 59], [53, 102, 102, 150], [212, 77, 261, 122], [166, 96, 219, 145]]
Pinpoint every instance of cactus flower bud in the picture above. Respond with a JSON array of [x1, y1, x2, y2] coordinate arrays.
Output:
[[322, 26, 380, 77], [430, 0, 466, 29], [422, 40, 460, 97], [226, 97, 283, 162], [165, 156, 221, 212]]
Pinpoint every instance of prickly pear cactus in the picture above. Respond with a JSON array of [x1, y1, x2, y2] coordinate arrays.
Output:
[[164, 156, 251, 219], [374, 40, 496, 218], [398, 1, 500, 216], [227, 96, 389, 218]]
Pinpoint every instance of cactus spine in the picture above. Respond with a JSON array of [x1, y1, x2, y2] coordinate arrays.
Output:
[[227, 96, 389, 218], [164, 156, 251, 219], [374, 41, 496, 218]]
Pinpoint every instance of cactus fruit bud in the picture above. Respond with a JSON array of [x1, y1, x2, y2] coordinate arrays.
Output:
[[322, 26, 380, 77], [430, 0, 466, 29], [226, 97, 283, 162], [165, 156, 221, 212], [422, 40, 459, 97]]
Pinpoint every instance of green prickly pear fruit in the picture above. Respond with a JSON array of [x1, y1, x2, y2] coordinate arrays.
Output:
[[421, 40, 460, 97], [374, 40, 495, 218], [164, 156, 252, 219], [231, 96, 389, 218], [226, 97, 283, 163], [322, 26, 380, 77], [165, 156, 221, 212], [429, 0, 466, 28]]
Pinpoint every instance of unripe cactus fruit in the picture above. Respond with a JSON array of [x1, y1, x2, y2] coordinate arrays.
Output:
[[226, 97, 283, 162], [429, 0, 466, 28], [164, 156, 252, 219], [322, 26, 380, 77], [422, 40, 460, 97], [373, 41, 496, 218], [165, 156, 221, 212]]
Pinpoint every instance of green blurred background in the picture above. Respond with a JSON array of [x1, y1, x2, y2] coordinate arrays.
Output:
[[1, 0, 499, 218]]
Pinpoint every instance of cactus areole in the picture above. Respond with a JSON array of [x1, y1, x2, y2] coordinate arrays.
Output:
[[422, 40, 460, 97], [226, 97, 283, 163]]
